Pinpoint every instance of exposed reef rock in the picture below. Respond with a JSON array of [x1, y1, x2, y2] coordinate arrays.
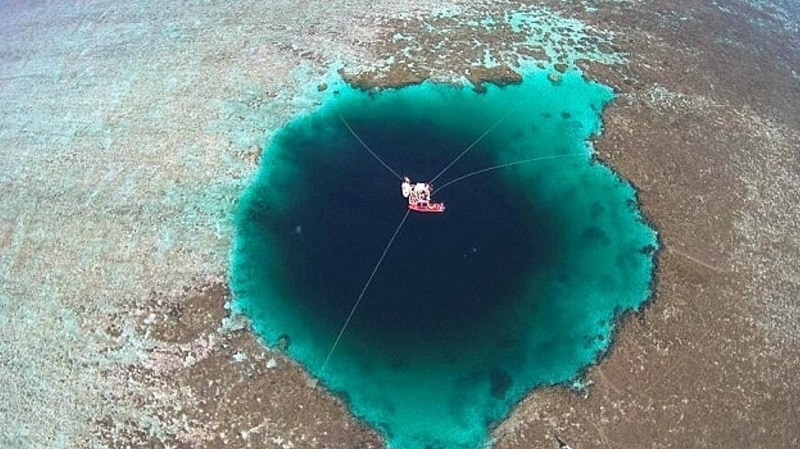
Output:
[[466, 65, 523, 93]]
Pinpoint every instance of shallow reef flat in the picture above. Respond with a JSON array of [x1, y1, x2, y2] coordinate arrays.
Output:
[[0, 0, 798, 448]]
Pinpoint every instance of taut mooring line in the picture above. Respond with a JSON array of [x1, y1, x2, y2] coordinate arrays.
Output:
[[337, 111, 404, 181], [429, 105, 518, 184], [433, 153, 584, 193], [318, 209, 411, 376]]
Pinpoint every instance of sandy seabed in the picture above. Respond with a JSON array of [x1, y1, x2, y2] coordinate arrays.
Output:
[[1, 0, 798, 448]]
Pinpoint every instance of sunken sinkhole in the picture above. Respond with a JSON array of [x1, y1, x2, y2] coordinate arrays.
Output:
[[231, 70, 658, 449]]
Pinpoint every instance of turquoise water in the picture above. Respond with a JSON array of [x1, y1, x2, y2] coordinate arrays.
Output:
[[231, 69, 657, 449]]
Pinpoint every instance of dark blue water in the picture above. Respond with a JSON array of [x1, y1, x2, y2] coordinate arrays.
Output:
[[231, 70, 658, 448]]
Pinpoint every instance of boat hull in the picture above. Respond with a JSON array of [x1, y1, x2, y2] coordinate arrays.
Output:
[[408, 202, 446, 213]]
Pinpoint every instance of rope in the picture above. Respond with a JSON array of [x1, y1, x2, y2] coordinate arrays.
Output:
[[433, 153, 584, 193], [337, 111, 403, 181], [318, 209, 411, 375], [429, 106, 517, 184]]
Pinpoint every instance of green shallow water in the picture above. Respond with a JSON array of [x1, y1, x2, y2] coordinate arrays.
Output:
[[231, 69, 657, 449]]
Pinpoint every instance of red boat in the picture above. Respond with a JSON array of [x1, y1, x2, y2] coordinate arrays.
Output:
[[402, 177, 445, 213], [408, 201, 446, 213]]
